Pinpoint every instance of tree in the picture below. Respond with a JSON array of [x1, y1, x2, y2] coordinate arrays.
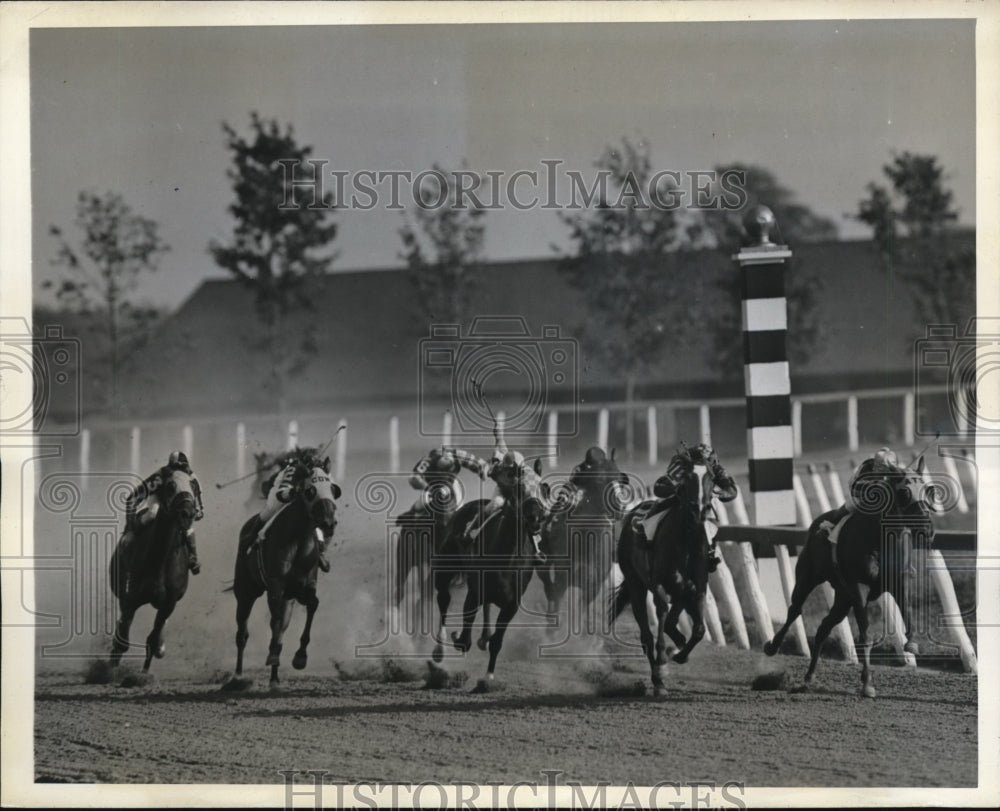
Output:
[[857, 152, 974, 326], [209, 112, 338, 416], [558, 137, 693, 458], [45, 190, 169, 409], [399, 162, 486, 325], [692, 164, 838, 376]]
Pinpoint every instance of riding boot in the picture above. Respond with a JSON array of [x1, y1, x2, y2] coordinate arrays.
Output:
[[315, 529, 331, 573], [707, 541, 721, 574], [185, 529, 201, 575]]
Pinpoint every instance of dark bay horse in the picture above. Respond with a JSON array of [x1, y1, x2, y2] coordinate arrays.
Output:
[[391, 481, 461, 637], [610, 459, 720, 695], [227, 463, 340, 688], [538, 447, 631, 631], [765, 459, 934, 698], [109, 469, 198, 672], [431, 464, 549, 686]]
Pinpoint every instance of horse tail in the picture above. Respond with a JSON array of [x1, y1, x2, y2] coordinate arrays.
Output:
[[607, 573, 630, 627], [221, 581, 234, 594]]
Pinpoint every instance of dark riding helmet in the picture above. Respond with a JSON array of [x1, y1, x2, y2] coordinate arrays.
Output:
[[168, 451, 191, 471]]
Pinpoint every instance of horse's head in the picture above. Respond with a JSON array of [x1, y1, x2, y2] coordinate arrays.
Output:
[[570, 446, 631, 517], [519, 496, 548, 556], [300, 465, 341, 539], [161, 469, 197, 532]]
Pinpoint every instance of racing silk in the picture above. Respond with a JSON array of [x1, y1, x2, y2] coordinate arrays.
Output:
[[652, 450, 737, 517], [409, 448, 488, 490], [127, 464, 205, 526], [846, 456, 903, 509], [487, 443, 542, 501]]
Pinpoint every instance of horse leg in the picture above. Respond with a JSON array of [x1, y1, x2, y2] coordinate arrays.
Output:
[[804, 589, 852, 686], [628, 587, 663, 695], [673, 591, 707, 665], [143, 602, 176, 673], [847, 583, 876, 698], [292, 589, 319, 670], [484, 601, 520, 682], [765, 556, 819, 656], [235, 594, 255, 677], [266, 587, 292, 684], [452, 571, 479, 654], [477, 601, 493, 651], [432, 568, 453, 662], [111, 604, 136, 667]]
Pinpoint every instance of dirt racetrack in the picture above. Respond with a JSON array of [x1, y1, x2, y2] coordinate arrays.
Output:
[[31, 459, 978, 789], [36, 646, 976, 787]]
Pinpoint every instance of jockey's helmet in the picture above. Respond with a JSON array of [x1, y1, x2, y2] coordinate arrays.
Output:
[[168, 451, 190, 470], [691, 443, 715, 464], [434, 448, 456, 469], [872, 447, 899, 472], [501, 450, 525, 469]]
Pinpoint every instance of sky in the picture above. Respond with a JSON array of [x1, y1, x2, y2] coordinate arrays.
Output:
[[29, 19, 976, 310]]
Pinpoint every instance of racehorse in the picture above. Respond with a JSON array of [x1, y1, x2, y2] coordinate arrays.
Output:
[[227, 462, 340, 688], [109, 468, 198, 672], [537, 447, 630, 629], [609, 457, 721, 695], [431, 459, 549, 686], [764, 459, 934, 698], [391, 481, 461, 636]]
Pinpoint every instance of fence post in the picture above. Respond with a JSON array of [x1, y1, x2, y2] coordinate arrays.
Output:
[[699, 403, 711, 446], [807, 463, 832, 514], [792, 400, 803, 458], [926, 548, 978, 673], [647, 405, 658, 467], [80, 428, 91, 491], [773, 544, 809, 656], [287, 420, 299, 450], [903, 391, 915, 447], [442, 411, 452, 447], [792, 473, 812, 528], [547, 410, 559, 469], [736, 542, 774, 647], [335, 420, 347, 481], [826, 462, 846, 506], [130, 426, 141, 476], [597, 408, 609, 451], [941, 454, 970, 513], [236, 422, 246, 479], [182, 424, 193, 460], [389, 416, 400, 474], [704, 587, 726, 647], [847, 395, 859, 452], [709, 554, 750, 650]]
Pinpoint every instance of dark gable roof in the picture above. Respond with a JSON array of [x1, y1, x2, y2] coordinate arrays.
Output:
[[120, 238, 975, 419]]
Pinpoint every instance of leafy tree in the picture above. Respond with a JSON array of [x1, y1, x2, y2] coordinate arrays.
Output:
[[399, 162, 486, 325], [209, 112, 338, 415], [692, 164, 838, 377], [857, 152, 973, 326], [558, 137, 693, 457], [45, 190, 169, 409]]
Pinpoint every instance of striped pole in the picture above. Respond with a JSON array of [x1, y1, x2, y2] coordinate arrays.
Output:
[[734, 206, 795, 526], [547, 410, 558, 469]]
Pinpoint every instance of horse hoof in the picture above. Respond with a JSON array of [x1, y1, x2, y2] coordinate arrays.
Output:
[[269, 681, 281, 693], [221, 677, 254, 692], [653, 683, 666, 698], [432, 644, 444, 663], [672, 652, 689, 665], [155, 645, 166, 659], [292, 651, 308, 670], [451, 632, 470, 654], [861, 684, 877, 699], [476, 636, 490, 651], [904, 641, 920, 656], [763, 640, 778, 657]]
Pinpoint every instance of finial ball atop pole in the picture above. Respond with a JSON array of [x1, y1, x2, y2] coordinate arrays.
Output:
[[744, 204, 777, 246]]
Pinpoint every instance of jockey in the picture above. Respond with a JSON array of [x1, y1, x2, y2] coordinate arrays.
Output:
[[123, 451, 205, 574], [815, 447, 904, 543], [631, 443, 737, 573], [465, 419, 545, 561], [256, 447, 338, 573], [402, 446, 489, 519]]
